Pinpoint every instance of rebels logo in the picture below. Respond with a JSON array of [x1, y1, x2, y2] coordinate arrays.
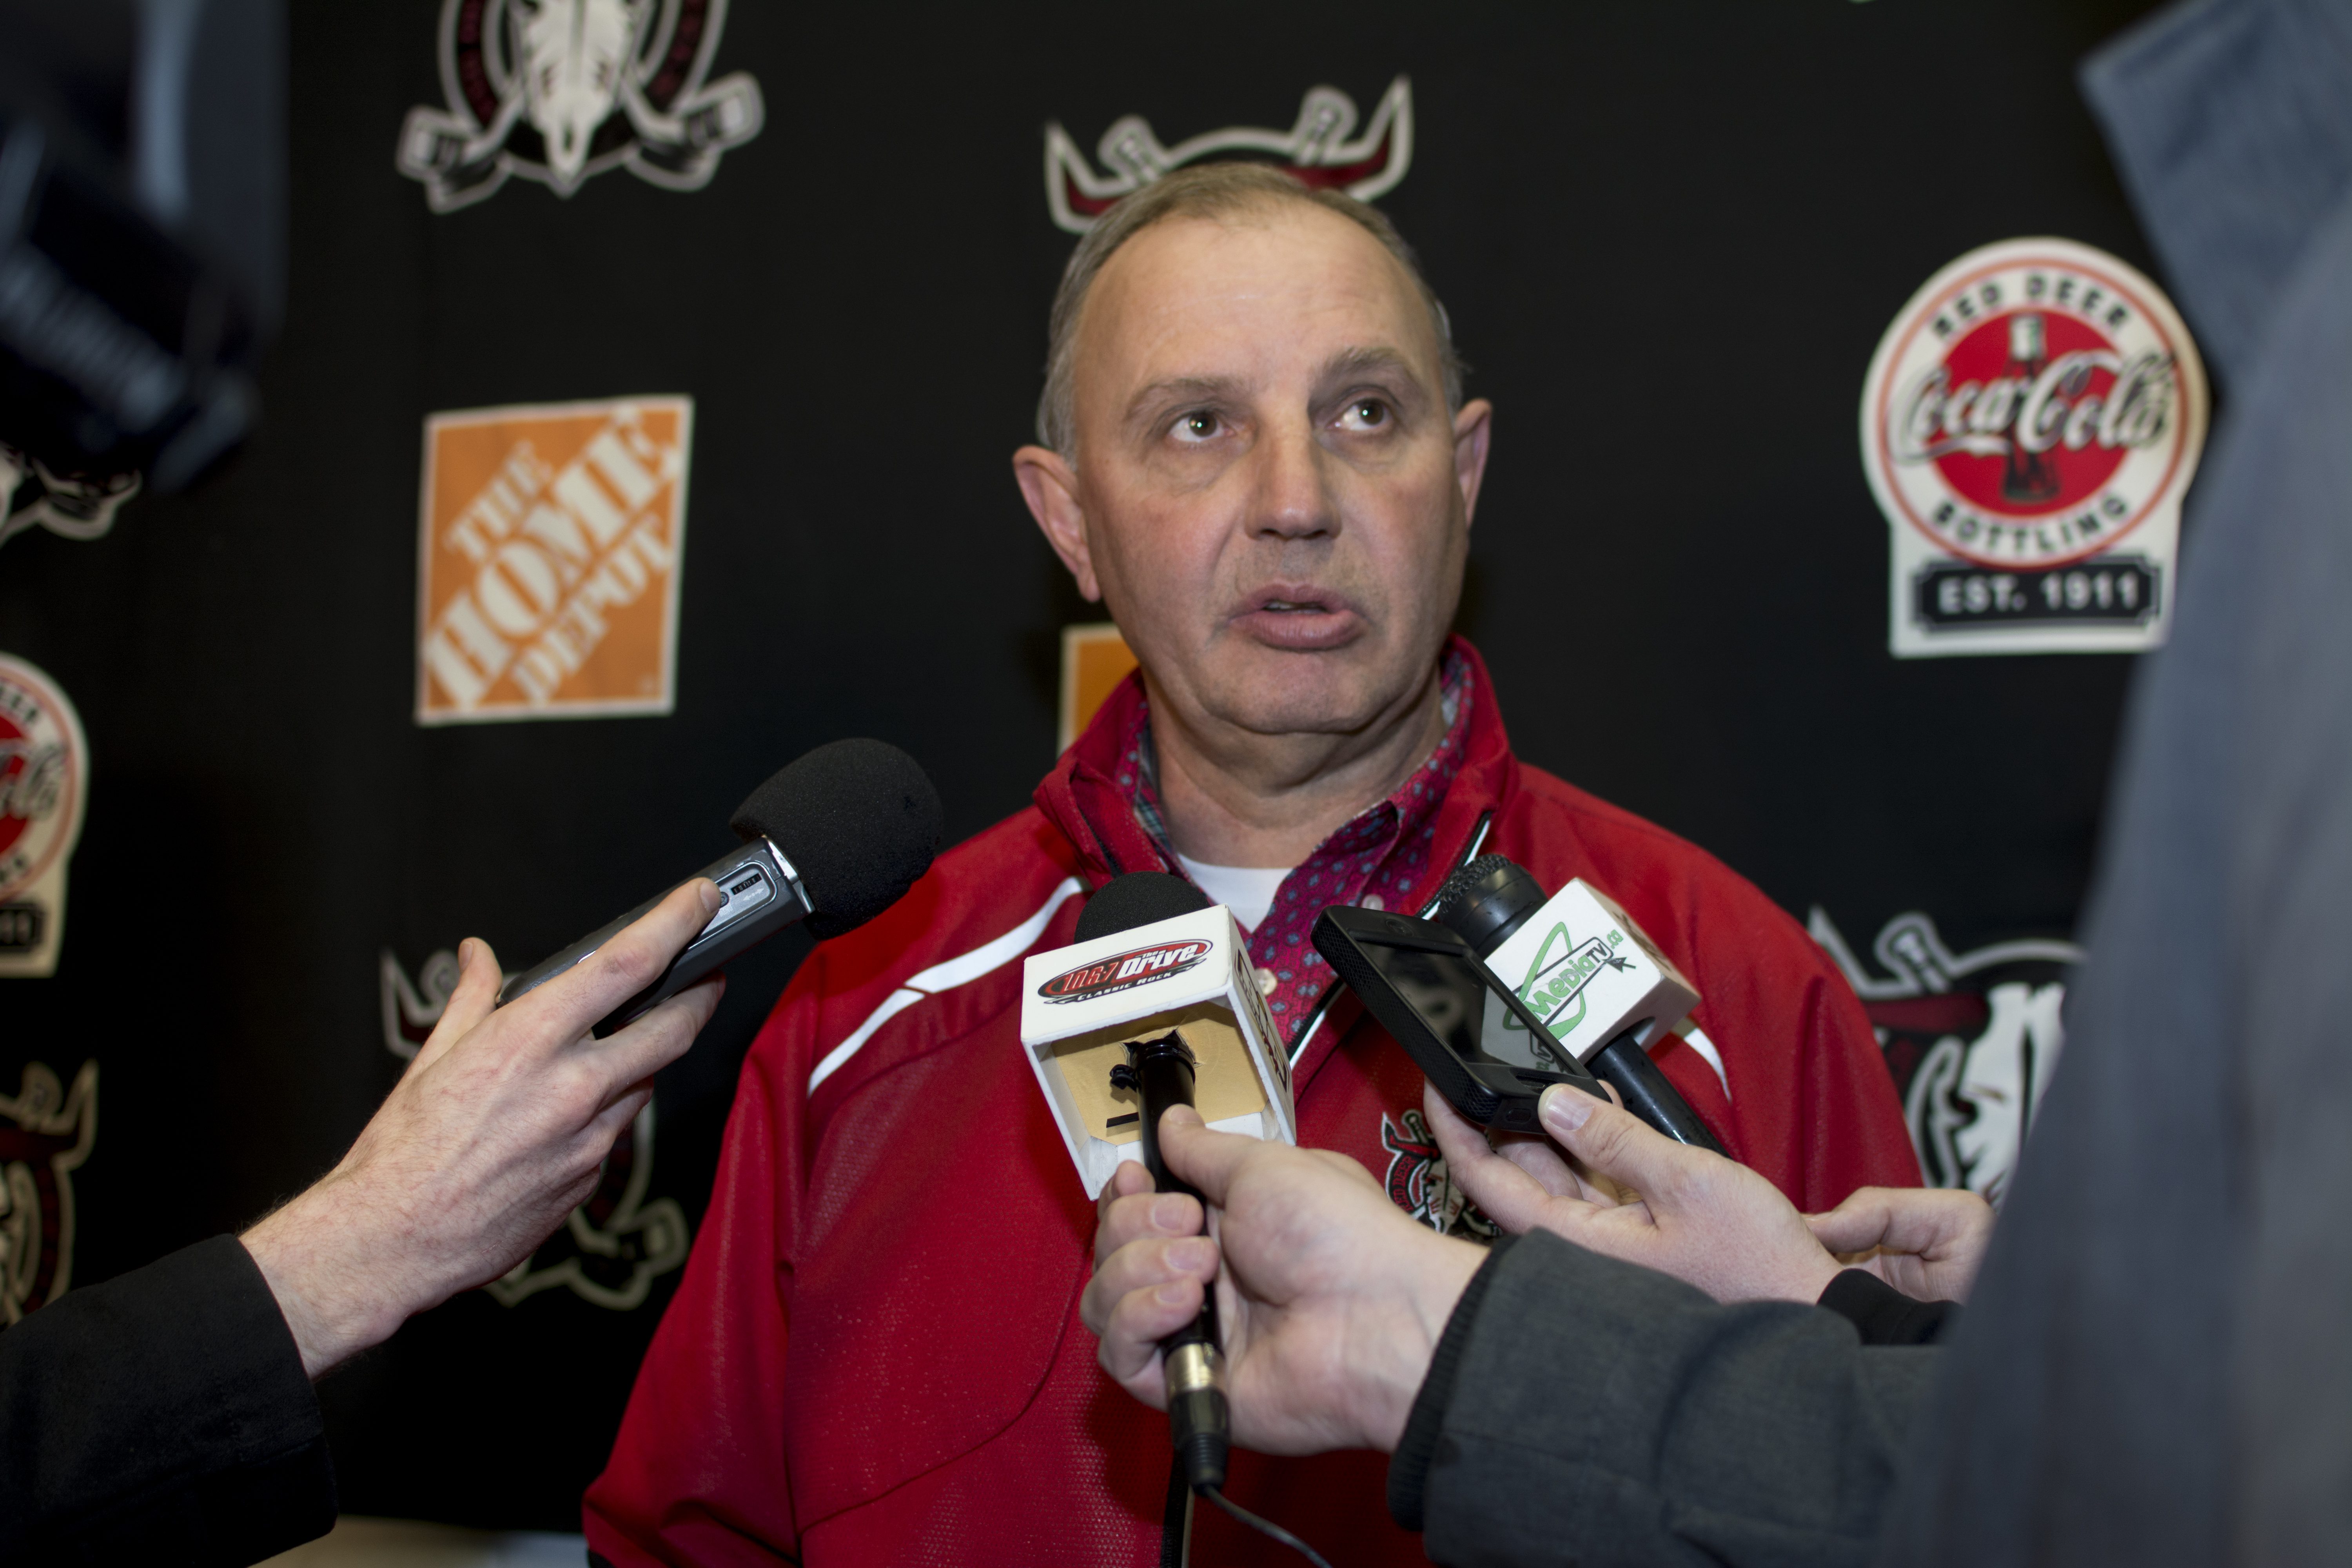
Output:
[[1038, 940, 1211, 1004], [1045, 78, 1412, 236], [1862, 239, 2207, 570], [397, 0, 765, 212]]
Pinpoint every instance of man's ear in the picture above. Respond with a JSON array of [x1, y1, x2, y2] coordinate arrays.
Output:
[[1013, 445, 1101, 602], [1451, 399, 1495, 528]]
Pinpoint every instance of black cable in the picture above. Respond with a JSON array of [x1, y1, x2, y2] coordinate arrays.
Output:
[[1199, 1484, 1337, 1568]]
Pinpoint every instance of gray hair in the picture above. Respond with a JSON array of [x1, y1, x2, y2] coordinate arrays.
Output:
[[1035, 162, 1465, 455]]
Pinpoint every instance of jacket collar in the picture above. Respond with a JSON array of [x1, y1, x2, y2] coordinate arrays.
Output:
[[1033, 633, 1520, 912]]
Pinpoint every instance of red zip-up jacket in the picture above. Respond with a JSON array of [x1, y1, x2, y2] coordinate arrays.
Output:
[[585, 643, 1919, 1566]]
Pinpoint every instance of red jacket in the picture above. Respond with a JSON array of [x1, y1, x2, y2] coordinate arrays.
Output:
[[584, 642, 1918, 1566]]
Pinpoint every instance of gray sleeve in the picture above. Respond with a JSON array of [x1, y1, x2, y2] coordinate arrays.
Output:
[[1405, 1230, 1937, 1568]]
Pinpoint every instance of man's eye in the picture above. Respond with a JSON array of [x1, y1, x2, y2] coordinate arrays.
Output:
[[1338, 399, 1390, 431], [1174, 411, 1223, 443]]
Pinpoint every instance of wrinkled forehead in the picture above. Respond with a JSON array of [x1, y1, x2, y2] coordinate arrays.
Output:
[[1071, 205, 1443, 416]]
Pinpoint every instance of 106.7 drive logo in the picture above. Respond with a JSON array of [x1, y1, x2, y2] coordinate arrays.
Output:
[[1038, 940, 1211, 1004], [1862, 238, 2208, 657]]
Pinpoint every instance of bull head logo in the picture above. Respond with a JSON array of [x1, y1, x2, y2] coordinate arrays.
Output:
[[0, 1060, 97, 1323], [397, 0, 765, 212], [516, 0, 641, 191], [0, 443, 141, 553], [1811, 907, 2082, 1205], [1045, 77, 1415, 234]]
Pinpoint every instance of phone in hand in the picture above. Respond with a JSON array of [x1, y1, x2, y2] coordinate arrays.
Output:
[[1312, 905, 1611, 1133]]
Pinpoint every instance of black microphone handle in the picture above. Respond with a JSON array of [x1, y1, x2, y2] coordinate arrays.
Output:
[[1128, 1036, 1230, 1494], [1587, 1028, 1728, 1156], [495, 837, 813, 1038]]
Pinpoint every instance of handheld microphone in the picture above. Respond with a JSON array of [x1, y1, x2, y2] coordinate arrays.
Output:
[[498, 738, 942, 1036], [1433, 856, 1724, 1154], [1080, 875, 1229, 1494], [1021, 872, 1296, 1498]]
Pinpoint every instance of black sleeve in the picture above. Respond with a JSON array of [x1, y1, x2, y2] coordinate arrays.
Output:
[[0, 1234, 337, 1568], [1817, 1269, 1960, 1347], [1389, 1230, 1938, 1568]]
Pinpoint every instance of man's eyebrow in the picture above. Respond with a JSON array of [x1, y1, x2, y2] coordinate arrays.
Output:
[[1123, 375, 1249, 426], [1319, 345, 1420, 385]]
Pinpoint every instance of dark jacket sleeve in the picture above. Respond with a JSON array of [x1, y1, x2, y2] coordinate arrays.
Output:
[[1391, 1230, 1938, 1568], [0, 1234, 336, 1568]]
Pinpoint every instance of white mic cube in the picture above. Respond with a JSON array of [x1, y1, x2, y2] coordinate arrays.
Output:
[[1020, 904, 1297, 1198], [1478, 879, 1700, 1070]]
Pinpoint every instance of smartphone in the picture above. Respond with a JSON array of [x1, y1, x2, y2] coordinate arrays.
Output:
[[1312, 905, 1610, 1133]]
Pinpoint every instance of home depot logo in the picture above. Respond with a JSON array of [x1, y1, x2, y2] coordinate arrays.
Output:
[[415, 396, 690, 723]]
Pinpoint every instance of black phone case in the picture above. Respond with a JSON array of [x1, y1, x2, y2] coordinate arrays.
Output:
[[1312, 905, 1608, 1132]]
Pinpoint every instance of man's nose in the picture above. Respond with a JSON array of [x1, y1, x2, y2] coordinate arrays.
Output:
[[1245, 416, 1336, 541]]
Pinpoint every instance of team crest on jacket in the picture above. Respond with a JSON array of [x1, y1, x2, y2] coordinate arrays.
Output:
[[1045, 77, 1413, 234], [0, 655, 88, 978], [1861, 238, 2208, 659], [1811, 907, 2081, 1207], [1380, 1109, 1498, 1242], [0, 1060, 97, 1323], [396, 0, 766, 212], [381, 948, 688, 1308]]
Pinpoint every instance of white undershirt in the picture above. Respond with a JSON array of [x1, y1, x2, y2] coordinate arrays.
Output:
[[1174, 854, 1293, 933]]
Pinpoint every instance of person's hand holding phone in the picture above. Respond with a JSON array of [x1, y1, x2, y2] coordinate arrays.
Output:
[[1427, 1080, 1844, 1305]]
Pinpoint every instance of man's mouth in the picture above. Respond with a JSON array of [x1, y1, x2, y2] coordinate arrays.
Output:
[[1231, 587, 1362, 650]]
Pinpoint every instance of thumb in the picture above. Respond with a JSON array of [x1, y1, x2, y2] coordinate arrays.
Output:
[[1539, 1083, 1705, 1202], [411, 938, 505, 1074], [1804, 1190, 1899, 1256], [1156, 1103, 1263, 1208]]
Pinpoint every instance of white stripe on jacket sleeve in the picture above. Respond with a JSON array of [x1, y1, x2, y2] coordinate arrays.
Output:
[[807, 877, 1085, 1095]]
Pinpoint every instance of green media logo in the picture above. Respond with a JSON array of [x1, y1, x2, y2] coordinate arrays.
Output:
[[1507, 924, 1632, 1042]]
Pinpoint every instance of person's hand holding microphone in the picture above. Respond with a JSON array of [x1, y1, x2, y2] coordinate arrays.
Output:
[[240, 880, 725, 1377], [1086, 1069, 1996, 1476], [1082, 1104, 1484, 1457]]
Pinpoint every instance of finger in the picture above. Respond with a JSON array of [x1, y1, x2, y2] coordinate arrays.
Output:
[[1495, 1135, 1609, 1203], [1154, 1104, 1275, 1207], [1538, 1082, 1720, 1207], [589, 1078, 656, 1143], [1093, 1189, 1205, 1268], [1098, 1275, 1204, 1393], [1423, 1081, 1601, 1234], [1081, 1235, 1217, 1338], [1808, 1188, 1990, 1258], [511, 880, 723, 1050], [585, 971, 726, 1089], [1803, 1190, 1898, 1256], [412, 937, 506, 1074]]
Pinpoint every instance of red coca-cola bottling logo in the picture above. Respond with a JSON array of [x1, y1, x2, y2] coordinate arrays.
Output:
[[1038, 939, 1212, 1004], [1862, 239, 2207, 570], [0, 655, 84, 905]]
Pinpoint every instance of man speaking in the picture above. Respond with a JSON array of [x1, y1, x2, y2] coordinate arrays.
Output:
[[585, 164, 1916, 1566]]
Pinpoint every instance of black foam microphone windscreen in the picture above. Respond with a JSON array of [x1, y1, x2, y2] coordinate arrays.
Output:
[[1075, 870, 1210, 944], [500, 738, 942, 1031], [732, 738, 943, 940]]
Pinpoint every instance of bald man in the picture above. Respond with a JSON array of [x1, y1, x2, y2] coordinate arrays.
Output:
[[586, 163, 1916, 1568]]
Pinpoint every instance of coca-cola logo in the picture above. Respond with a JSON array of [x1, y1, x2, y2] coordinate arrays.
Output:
[[0, 742, 64, 826], [1863, 240, 2207, 571], [1038, 939, 1212, 1004], [0, 657, 84, 904]]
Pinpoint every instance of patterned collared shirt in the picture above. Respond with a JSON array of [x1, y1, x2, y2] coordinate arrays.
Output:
[[1112, 651, 1474, 1045]]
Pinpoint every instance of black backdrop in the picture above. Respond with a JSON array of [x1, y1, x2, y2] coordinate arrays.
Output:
[[0, 0, 2174, 1530]]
